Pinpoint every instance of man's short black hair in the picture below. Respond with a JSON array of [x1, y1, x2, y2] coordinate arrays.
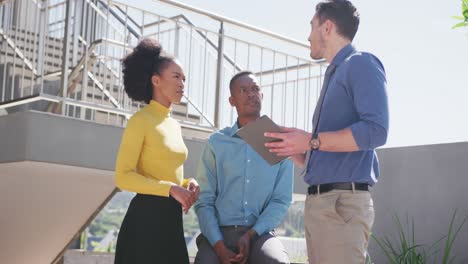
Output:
[[315, 0, 360, 41], [229, 71, 254, 94]]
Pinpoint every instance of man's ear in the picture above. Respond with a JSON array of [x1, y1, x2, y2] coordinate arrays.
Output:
[[151, 75, 160, 88], [229, 96, 235, 107], [324, 19, 335, 35]]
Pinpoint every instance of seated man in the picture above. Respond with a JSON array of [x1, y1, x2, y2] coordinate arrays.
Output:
[[194, 71, 293, 264]]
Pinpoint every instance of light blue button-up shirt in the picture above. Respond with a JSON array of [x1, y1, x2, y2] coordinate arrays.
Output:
[[194, 122, 293, 246]]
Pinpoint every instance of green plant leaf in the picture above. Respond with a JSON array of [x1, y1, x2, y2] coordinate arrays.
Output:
[[462, 0, 468, 20], [442, 210, 457, 263], [395, 215, 407, 253], [441, 210, 468, 264], [452, 15, 464, 20], [401, 244, 423, 262], [427, 235, 445, 262], [371, 233, 398, 264], [373, 211, 467, 264], [448, 214, 468, 261], [452, 21, 468, 29]]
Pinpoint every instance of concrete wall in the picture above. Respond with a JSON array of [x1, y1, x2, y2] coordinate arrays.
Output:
[[370, 143, 468, 263], [0, 111, 207, 176], [0, 111, 122, 170], [0, 161, 115, 264]]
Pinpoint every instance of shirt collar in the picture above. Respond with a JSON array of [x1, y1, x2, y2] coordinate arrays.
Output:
[[229, 121, 240, 137], [331, 44, 356, 66]]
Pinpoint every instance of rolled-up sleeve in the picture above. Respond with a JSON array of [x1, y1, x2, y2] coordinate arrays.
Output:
[[347, 54, 389, 150]]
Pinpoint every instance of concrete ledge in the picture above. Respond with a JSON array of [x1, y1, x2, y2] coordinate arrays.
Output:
[[64, 250, 114, 264], [0, 111, 123, 170], [0, 111, 209, 176]]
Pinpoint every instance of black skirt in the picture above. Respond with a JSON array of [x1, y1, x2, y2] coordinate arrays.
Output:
[[114, 194, 189, 264]]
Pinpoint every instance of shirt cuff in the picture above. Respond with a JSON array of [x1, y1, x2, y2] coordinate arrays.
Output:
[[350, 121, 388, 150], [206, 228, 224, 247], [252, 222, 268, 237], [350, 123, 369, 150]]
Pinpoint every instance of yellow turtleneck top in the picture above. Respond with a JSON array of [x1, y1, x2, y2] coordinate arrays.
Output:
[[115, 100, 189, 197]]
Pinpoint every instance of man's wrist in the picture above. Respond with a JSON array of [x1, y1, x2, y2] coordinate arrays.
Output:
[[309, 132, 321, 150], [213, 240, 226, 254], [245, 229, 258, 240], [168, 184, 178, 196]]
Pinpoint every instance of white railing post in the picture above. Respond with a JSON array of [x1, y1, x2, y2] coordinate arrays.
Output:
[[59, 0, 73, 114], [174, 19, 180, 57], [214, 21, 224, 128]]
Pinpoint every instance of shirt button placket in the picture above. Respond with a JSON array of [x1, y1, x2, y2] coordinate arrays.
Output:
[[244, 149, 250, 224]]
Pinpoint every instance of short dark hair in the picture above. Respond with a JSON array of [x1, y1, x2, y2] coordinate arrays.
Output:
[[229, 71, 254, 94], [315, 0, 360, 41], [121, 38, 175, 104]]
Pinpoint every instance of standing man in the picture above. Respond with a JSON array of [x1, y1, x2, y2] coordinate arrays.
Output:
[[265, 1, 389, 263], [194, 71, 293, 264]]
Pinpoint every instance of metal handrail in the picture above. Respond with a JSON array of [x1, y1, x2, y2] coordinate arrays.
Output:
[[157, 0, 310, 48], [139, 14, 244, 72], [109, 0, 323, 68], [175, 15, 243, 72], [108, 4, 244, 72], [47, 1, 66, 10], [114, 4, 142, 31], [1, 0, 325, 131], [182, 94, 215, 127], [97, 0, 141, 39], [68, 37, 216, 127], [91, 0, 128, 40], [256, 62, 325, 76], [112, 0, 314, 57], [0, 28, 39, 76], [136, 10, 318, 64], [63, 38, 130, 108], [30, 0, 43, 9], [261, 75, 322, 88], [105, 0, 325, 129]]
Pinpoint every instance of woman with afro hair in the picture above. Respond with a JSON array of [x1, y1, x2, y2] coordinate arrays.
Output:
[[114, 38, 199, 264]]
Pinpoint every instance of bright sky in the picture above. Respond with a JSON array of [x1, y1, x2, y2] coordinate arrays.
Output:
[[141, 0, 468, 148]]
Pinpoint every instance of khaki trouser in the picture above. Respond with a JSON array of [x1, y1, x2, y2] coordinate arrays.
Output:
[[304, 190, 374, 264]]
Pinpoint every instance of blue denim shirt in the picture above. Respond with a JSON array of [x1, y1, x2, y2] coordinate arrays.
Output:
[[305, 44, 389, 186], [195, 122, 293, 246]]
